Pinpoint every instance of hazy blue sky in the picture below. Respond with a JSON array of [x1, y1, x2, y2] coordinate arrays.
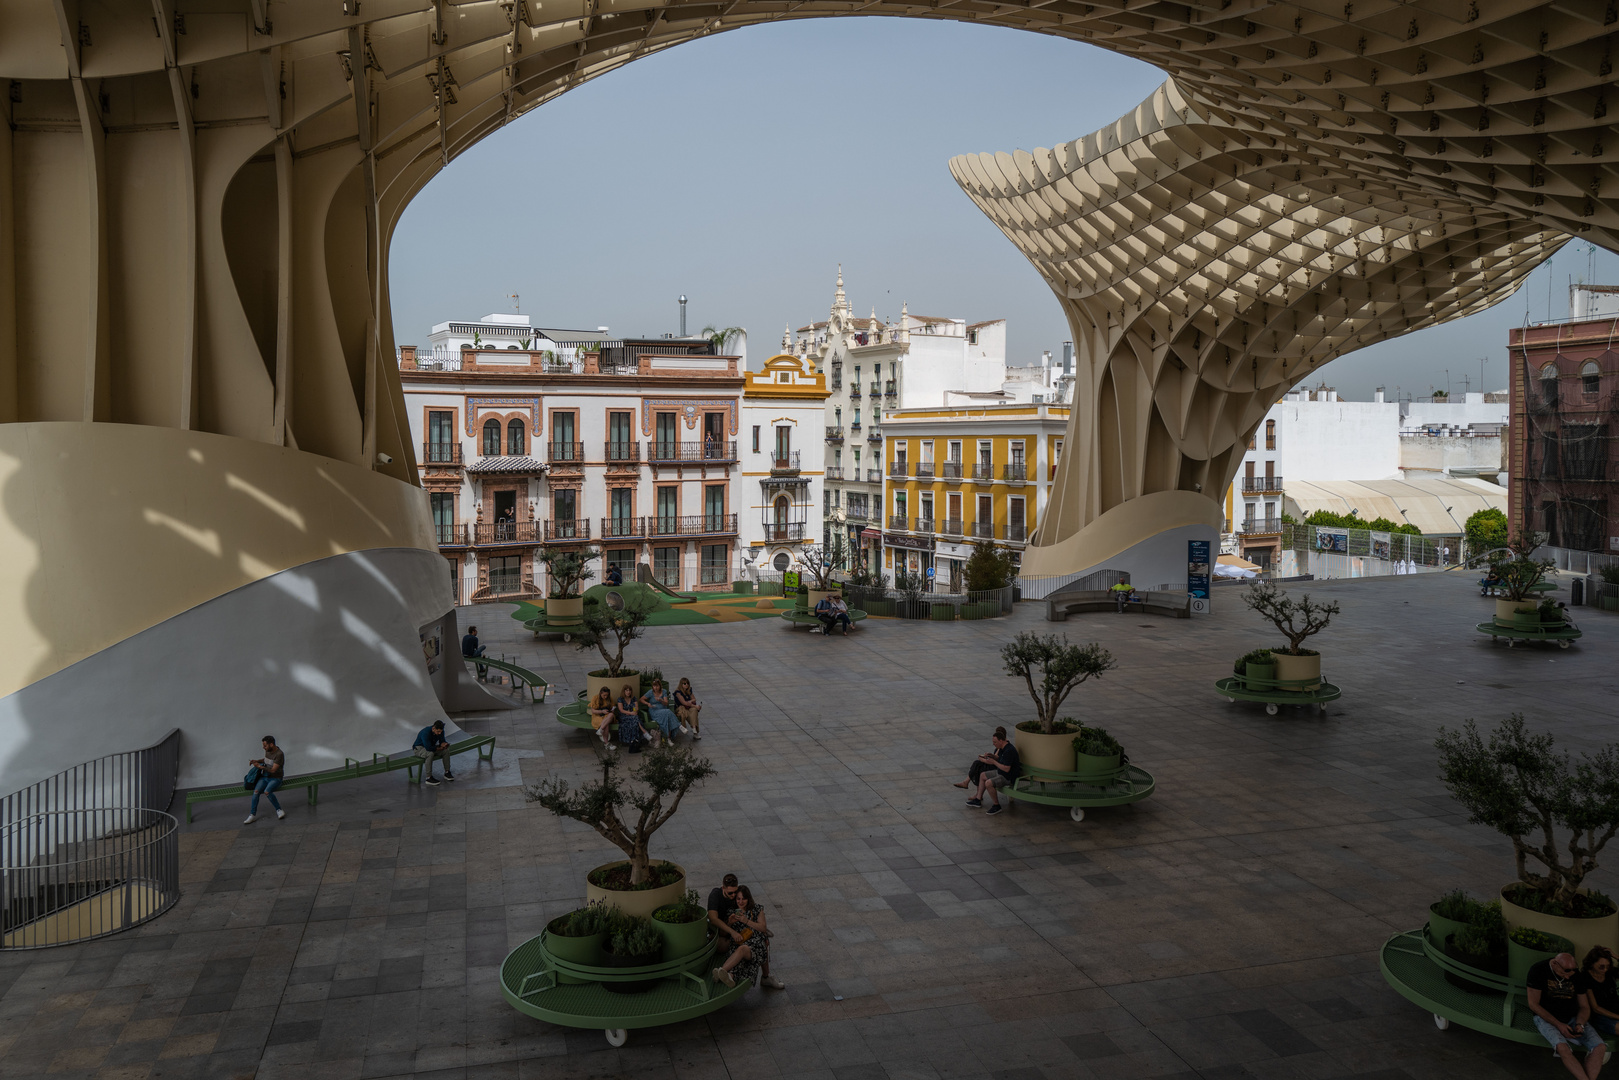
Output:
[[390, 17, 1619, 400]]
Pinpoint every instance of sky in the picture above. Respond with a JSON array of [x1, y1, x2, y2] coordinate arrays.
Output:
[[389, 17, 1619, 402]]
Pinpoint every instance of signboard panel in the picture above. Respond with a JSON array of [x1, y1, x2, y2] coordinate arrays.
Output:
[[1370, 530, 1391, 560], [884, 533, 934, 551], [1315, 527, 1349, 553], [1187, 539, 1210, 601]]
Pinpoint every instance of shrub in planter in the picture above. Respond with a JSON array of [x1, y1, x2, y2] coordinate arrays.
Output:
[[1071, 725, 1123, 777], [1491, 532, 1557, 605], [1234, 648, 1275, 686], [601, 915, 667, 993], [1508, 926, 1577, 983], [1242, 582, 1337, 690], [1429, 888, 1485, 946], [575, 588, 658, 703], [930, 603, 956, 621], [1436, 714, 1619, 956], [538, 545, 599, 625], [1002, 633, 1117, 772], [651, 888, 709, 959], [545, 902, 613, 980]]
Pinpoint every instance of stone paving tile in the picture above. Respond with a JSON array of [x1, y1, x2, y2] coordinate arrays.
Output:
[[3, 573, 1618, 1078]]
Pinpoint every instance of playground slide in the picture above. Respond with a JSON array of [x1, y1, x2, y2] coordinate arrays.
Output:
[[635, 562, 696, 604]]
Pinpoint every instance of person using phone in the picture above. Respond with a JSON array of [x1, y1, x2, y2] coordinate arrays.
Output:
[[1527, 951, 1605, 1078], [244, 735, 285, 824]]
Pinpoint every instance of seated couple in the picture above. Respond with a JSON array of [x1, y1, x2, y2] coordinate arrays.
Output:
[[813, 593, 853, 636], [708, 873, 786, 990], [586, 677, 703, 752]]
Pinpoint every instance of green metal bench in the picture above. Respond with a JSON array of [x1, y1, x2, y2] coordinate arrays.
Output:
[[779, 609, 867, 631], [557, 691, 663, 739], [500, 927, 751, 1047], [1382, 925, 1619, 1046], [469, 655, 551, 703], [183, 735, 497, 821], [1474, 616, 1583, 649], [523, 616, 578, 641], [1213, 674, 1344, 715], [1002, 762, 1156, 822]]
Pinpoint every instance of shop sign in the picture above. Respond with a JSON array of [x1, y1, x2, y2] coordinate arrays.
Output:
[[884, 532, 934, 551], [935, 541, 973, 560], [1187, 539, 1210, 600]]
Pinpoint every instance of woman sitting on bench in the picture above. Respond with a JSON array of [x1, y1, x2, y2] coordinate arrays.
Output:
[[589, 687, 616, 749], [615, 686, 652, 753], [642, 678, 686, 741]]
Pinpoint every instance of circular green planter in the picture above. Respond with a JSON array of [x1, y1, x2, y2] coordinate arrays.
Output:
[[1426, 904, 1471, 949], [651, 913, 709, 960], [544, 916, 605, 984], [1244, 661, 1276, 687], [1508, 931, 1576, 984], [1015, 725, 1078, 773], [1072, 750, 1121, 779], [600, 947, 665, 994], [1501, 884, 1619, 959]]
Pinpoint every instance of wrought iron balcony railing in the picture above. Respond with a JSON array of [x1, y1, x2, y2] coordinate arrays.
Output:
[[1241, 475, 1284, 494], [544, 519, 592, 541], [647, 514, 739, 537], [600, 516, 644, 539], [771, 451, 801, 474], [972, 463, 994, 480], [472, 521, 540, 545], [1002, 463, 1028, 482], [648, 441, 738, 464], [423, 441, 462, 466]]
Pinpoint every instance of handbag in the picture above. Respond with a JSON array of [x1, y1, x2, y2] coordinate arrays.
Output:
[[243, 766, 262, 791]]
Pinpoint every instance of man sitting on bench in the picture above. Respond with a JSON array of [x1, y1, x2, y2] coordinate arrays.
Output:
[[462, 625, 488, 677], [413, 720, 456, 786], [1110, 580, 1134, 613], [813, 594, 838, 637]]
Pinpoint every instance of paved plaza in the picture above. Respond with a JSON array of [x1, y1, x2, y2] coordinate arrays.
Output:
[[3, 572, 1617, 1080]]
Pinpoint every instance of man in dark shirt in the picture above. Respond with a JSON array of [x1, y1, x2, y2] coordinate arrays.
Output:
[[413, 720, 455, 786], [1527, 952, 1605, 1077], [707, 873, 752, 987], [461, 626, 487, 677], [966, 727, 1020, 816], [605, 563, 623, 586]]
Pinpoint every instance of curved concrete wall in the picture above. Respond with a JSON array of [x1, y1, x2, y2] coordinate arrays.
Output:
[[0, 547, 498, 796], [0, 423, 439, 699], [1021, 490, 1221, 588]]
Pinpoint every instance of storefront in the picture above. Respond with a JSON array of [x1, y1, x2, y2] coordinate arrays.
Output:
[[934, 540, 973, 592], [882, 532, 934, 584], [859, 527, 883, 572]]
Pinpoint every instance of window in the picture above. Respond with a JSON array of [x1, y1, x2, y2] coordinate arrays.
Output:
[[552, 489, 578, 536], [551, 412, 577, 461], [1563, 424, 1607, 480], [1265, 419, 1276, 450], [1582, 360, 1602, 397], [608, 411, 634, 460], [1244, 502, 1256, 524], [608, 489, 634, 537], [507, 418, 525, 456], [920, 493, 934, 525], [1008, 496, 1026, 541], [604, 547, 636, 575], [775, 425, 791, 464], [482, 418, 501, 456], [1248, 433, 1256, 451], [487, 555, 522, 596], [772, 495, 791, 540], [1542, 364, 1560, 407], [701, 544, 729, 584], [947, 440, 961, 463], [968, 329, 978, 345], [752, 425, 760, 453], [427, 411, 455, 462], [656, 487, 678, 533], [653, 546, 681, 587], [977, 494, 993, 537], [704, 413, 725, 457], [655, 413, 677, 459], [1052, 439, 1063, 479], [430, 492, 456, 545], [704, 484, 726, 529], [777, 372, 790, 383]]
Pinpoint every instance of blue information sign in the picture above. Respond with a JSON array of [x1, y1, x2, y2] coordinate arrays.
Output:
[[1187, 540, 1211, 599]]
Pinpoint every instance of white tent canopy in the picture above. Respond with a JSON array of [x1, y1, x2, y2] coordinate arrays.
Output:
[[1283, 477, 1506, 535]]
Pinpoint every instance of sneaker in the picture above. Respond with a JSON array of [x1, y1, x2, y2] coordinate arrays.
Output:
[[679, 725, 690, 736], [965, 798, 982, 808], [443, 773, 456, 781], [424, 776, 440, 786], [761, 975, 787, 990], [275, 808, 286, 820], [713, 967, 736, 988], [243, 813, 257, 824], [693, 731, 702, 740], [985, 804, 1003, 816]]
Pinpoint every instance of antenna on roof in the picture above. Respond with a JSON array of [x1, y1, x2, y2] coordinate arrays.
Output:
[[508, 293, 519, 312]]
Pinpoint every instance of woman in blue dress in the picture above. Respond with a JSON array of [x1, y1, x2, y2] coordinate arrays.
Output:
[[640, 678, 683, 741], [615, 686, 650, 752]]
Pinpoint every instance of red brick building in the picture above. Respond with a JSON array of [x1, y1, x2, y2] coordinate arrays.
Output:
[[1508, 320, 1619, 554]]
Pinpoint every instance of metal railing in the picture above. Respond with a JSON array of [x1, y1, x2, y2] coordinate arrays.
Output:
[[1, 729, 180, 826], [422, 441, 462, 465], [888, 514, 909, 530], [845, 506, 869, 521], [649, 442, 738, 463], [972, 463, 994, 480], [940, 518, 963, 536], [434, 523, 464, 546], [471, 522, 540, 545], [915, 518, 936, 534], [830, 378, 841, 390], [1241, 475, 1284, 493], [485, 567, 525, 595], [826, 426, 844, 440], [1002, 464, 1028, 482], [825, 466, 843, 481], [916, 462, 935, 479], [605, 441, 640, 463], [868, 383, 881, 397], [700, 565, 730, 585], [868, 428, 882, 442], [844, 582, 1015, 618], [548, 442, 585, 464], [600, 516, 644, 539], [889, 462, 909, 477], [772, 451, 801, 473], [970, 521, 994, 539], [867, 469, 883, 483], [544, 519, 592, 541], [941, 461, 963, 480], [1005, 523, 1028, 542], [850, 422, 862, 434], [766, 522, 807, 541], [1240, 518, 1284, 534], [647, 514, 738, 537]]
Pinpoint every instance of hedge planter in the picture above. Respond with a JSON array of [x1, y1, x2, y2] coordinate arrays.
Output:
[[1243, 660, 1276, 688], [865, 598, 894, 617], [898, 601, 931, 620], [1508, 930, 1576, 984], [960, 602, 997, 620], [1442, 939, 1507, 994], [1501, 885, 1619, 960], [584, 860, 686, 919], [587, 669, 642, 709], [731, 580, 753, 595], [930, 604, 956, 621], [1073, 750, 1121, 779], [1270, 651, 1321, 691], [546, 597, 584, 626], [1014, 725, 1078, 773], [1426, 904, 1472, 949], [650, 912, 709, 960], [544, 915, 605, 984]]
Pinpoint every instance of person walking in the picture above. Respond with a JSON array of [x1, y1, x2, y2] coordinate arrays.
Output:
[[413, 720, 456, 786], [244, 735, 285, 824]]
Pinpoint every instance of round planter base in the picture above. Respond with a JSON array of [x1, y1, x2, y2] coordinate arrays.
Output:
[[584, 861, 687, 919], [1500, 885, 1619, 959], [1014, 726, 1079, 773]]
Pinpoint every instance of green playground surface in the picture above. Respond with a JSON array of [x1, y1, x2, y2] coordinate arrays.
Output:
[[509, 592, 797, 627]]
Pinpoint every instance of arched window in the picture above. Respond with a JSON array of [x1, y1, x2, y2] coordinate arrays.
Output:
[[1581, 360, 1601, 396], [1264, 419, 1276, 451], [507, 418, 525, 456], [482, 418, 501, 456], [1541, 363, 1560, 407], [773, 495, 790, 540]]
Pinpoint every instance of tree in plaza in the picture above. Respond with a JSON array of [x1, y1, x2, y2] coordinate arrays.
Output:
[[999, 632, 1117, 734], [573, 589, 658, 677], [963, 540, 1016, 592], [537, 544, 599, 599], [1242, 580, 1339, 655], [796, 538, 844, 591], [1465, 508, 1510, 557], [1489, 532, 1556, 603]]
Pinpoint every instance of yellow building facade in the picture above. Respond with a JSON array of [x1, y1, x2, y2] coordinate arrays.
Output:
[[880, 405, 1069, 591]]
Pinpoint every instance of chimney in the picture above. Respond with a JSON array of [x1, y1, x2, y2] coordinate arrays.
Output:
[[1374, 387, 1385, 403], [678, 296, 687, 337], [1061, 341, 1074, 376]]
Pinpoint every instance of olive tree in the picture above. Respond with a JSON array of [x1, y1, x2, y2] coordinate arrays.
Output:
[[1242, 580, 1339, 655], [1000, 632, 1117, 734], [526, 746, 716, 885], [1436, 714, 1619, 910], [573, 590, 657, 676], [1491, 532, 1556, 603]]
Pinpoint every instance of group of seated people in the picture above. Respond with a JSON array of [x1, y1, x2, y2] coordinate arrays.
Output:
[[586, 677, 703, 752], [812, 593, 854, 636]]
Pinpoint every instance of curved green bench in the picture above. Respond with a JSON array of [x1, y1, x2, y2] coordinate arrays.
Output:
[[1381, 925, 1619, 1046], [556, 691, 663, 739], [1213, 675, 1343, 715], [468, 656, 550, 703], [524, 616, 580, 640], [500, 928, 752, 1047], [779, 609, 867, 631], [1474, 618, 1582, 648], [1002, 762, 1155, 822]]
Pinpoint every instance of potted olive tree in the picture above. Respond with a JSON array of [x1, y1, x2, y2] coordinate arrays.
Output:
[[796, 539, 844, 610], [1435, 713, 1619, 959], [526, 745, 716, 918], [1242, 581, 1338, 691], [574, 587, 657, 704], [1490, 532, 1556, 624], [539, 544, 599, 628], [1000, 632, 1117, 772]]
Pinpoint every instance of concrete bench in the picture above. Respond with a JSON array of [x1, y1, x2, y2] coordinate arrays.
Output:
[[1045, 589, 1189, 621], [183, 735, 497, 821]]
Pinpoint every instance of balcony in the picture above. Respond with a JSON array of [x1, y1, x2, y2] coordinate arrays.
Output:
[[941, 461, 963, 481], [867, 427, 882, 443], [850, 421, 862, 435], [888, 514, 909, 531], [435, 523, 466, 546], [826, 426, 845, 443], [969, 521, 993, 539], [648, 514, 739, 537], [764, 522, 807, 541], [1002, 463, 1028, 482], [940, 518, 963, 536], [605, 441, 641, 467], [868, 383, 880, 398], [915, 518, 936, 535], [1241, 475, 1284, 494], [1240, 517, 1284, 536], [845, 505, 869, 522], [1005, 523, 1028, 542], [648, 441, 738, 465], [544, 519, 593, 542], [849, 384, 861, 399], [867, 468, 883, 483], [825, 466, 844, 481], [471, 521, 540, 546], [972, 462, 994, 480], [771, 450, 801, 475], [423, 441, 462, 467], [600, 516, 645, 539], [915, 463, 935, 479], [547, 442, 585, 468], [889, 462, 909, 478], [830, 378, 842, 390]]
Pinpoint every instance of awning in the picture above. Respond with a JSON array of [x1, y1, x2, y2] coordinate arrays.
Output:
[[860, 528, 882, 539], [1282, 476, 1506, 535], [1218, 553, 1261, 570]]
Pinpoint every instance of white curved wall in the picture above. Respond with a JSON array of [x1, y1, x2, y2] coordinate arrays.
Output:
[[0, 547, 504, 795]]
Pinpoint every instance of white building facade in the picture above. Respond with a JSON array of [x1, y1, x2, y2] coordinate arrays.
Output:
[[739, 353, 831, 574]]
